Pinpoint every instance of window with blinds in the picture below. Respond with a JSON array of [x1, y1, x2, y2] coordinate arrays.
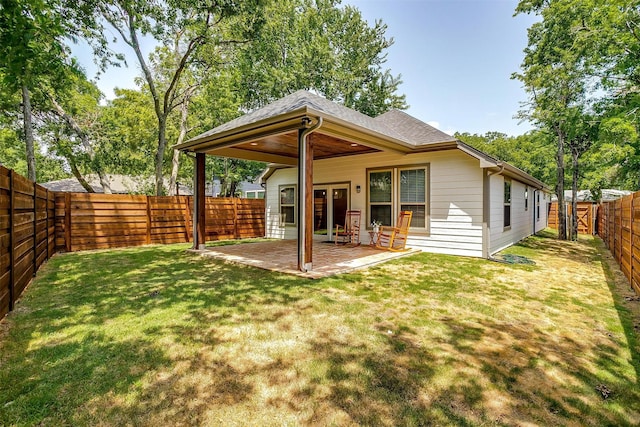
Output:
[[367, 165, 429, 232], [400, 168, 426, 228]]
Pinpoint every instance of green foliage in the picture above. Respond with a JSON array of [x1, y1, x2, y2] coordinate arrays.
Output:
[[514, 0, 640, 193], [0, 125, 68, 182], [456, 130, 556, 186], [235, 0, 407, 115]]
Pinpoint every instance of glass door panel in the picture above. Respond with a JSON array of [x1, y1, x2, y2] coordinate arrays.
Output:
[[332, 188, 348, 229], [314, 189, 328, 235]]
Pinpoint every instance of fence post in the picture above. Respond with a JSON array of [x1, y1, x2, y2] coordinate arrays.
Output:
[[631, 194, 636, 291], [45, 188, 49, 261], [33, 181, 37, 275], [182, 196, 191, 242], [64, 192, 71, 252], [8, 170, 15, 311], [233, 198, 239, 239], [146, 195, 151, 245]]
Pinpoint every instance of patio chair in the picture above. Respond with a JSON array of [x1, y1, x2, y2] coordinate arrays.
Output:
[[375, 211, 413, 252], [334, 210, 361, 246]]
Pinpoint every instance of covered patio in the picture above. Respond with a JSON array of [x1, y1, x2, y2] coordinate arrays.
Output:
[[176, 90, 442, 273], [192, 240, 419, 279]]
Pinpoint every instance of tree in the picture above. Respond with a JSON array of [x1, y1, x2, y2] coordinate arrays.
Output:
[[514, 0, 592, 240], [235, 0, 407, 113], [97, 0, 265, 195], [0, 0, 68, 180], [565, 111, 597, 240], [456, 130, 556, 186]]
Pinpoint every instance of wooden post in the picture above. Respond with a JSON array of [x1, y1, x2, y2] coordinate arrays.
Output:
[[45, 189, 49, 261], [182, 196, 191, 242], [33, 182, 37, 275], [193, 153, 206, 249], [8, 170, 15, 311], [631, 194, 635, 291], [146, 195, 152, 244], [233, 198, 239, 239], [297, 127, 314, 271], [64, 192, 71, 252]]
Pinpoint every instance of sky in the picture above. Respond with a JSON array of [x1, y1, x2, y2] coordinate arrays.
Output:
[[73, 0, 539, 137]]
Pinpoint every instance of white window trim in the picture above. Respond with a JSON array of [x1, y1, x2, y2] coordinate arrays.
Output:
[[279, 184, 296, 227], [366, 164, 430, 234], [504, 178, 512, 231]]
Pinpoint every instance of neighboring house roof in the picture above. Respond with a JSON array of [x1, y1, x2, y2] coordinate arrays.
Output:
[[177, 90, 548, 190], [41, 174, 193, 195], [552, 189, 632, 202], [207, 179, 263, 196]]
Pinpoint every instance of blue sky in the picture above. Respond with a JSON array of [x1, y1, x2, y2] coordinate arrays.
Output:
[[73, 0, 538, 136]]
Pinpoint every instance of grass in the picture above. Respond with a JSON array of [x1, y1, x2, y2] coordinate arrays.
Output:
[[1, 231, 639, 425]]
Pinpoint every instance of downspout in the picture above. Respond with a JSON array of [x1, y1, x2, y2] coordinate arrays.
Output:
[[298, 116, 323, 272], [485, 163, 504, 261], [532, 188, 537, 236]]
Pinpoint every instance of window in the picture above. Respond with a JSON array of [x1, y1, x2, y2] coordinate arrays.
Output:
[[504, 179, 511, 229], [245, 190, 265, 199], [536, 192, 541, 221], [369, 170, 392, 226], [367, 165, 429, 231], [279, 185, 296, 226], [400, 168, 427, 228], [524, 187, 529, 211]]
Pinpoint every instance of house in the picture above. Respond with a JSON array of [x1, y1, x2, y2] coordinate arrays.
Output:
[[207, 179, 265, 198], [42, 174, 193, 195], [177, 90, 550, 272]]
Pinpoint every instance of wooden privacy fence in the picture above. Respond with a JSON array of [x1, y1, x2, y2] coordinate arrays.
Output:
[[548, 201, 596, 235], [0, 166, 56, 320], [597, 191, 640, 294], [55, 193, 265, 252], [1, 166, 265, 321]]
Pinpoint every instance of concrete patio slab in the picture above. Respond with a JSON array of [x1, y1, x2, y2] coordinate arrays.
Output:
[[190, 240, 420, 279]]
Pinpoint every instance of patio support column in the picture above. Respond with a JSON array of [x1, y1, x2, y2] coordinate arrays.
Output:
[[298, 117, 322, 272], [193, 152, 206, 250]]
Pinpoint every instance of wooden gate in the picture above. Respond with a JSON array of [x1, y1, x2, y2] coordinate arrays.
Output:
[[549, 201, 595, 235]]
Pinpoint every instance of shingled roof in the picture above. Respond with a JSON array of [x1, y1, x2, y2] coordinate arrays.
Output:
[[183, 90, 464, 151], [178, 90, 547, 190], [374, 109, 456, 145]]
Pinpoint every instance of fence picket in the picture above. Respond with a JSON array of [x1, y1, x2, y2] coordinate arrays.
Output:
[[0, 166, 266, 321], [597, 191, 640, 295]]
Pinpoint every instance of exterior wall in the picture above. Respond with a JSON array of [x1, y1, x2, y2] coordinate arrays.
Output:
[[265, 149, 485, 257], [489, 174, 548, 255]]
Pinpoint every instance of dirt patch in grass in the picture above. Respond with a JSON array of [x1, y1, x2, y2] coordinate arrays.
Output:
[[1, 234, 639, 425]]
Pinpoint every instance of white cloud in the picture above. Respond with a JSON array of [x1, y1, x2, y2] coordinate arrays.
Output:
[[427, 120, 440, 129]]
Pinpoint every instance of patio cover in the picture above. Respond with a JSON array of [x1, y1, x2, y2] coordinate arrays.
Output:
[[176, 90, 546, 272]]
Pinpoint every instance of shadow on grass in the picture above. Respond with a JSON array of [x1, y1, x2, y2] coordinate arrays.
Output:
[[0, 244, 306, 424], [506, 229, 600, 266], [2, 236, 639, 425], [591, 236, 640, 398]]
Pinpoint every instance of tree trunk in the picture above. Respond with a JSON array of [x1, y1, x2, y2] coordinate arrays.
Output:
[[555, 126, 567, 240], [22, 85, 36, 181], [69, 157, 95, 192], [571, 147, 579, 241], [168, 97, 191, 196], [49, 97, 112, 194], [155, 116, 167, 195]]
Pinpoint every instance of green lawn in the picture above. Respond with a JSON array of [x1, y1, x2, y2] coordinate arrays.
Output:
[[1, 232, 639, 426]]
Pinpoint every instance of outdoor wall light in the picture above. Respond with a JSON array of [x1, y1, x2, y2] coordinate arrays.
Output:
[[356, 185, 361, 193]]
